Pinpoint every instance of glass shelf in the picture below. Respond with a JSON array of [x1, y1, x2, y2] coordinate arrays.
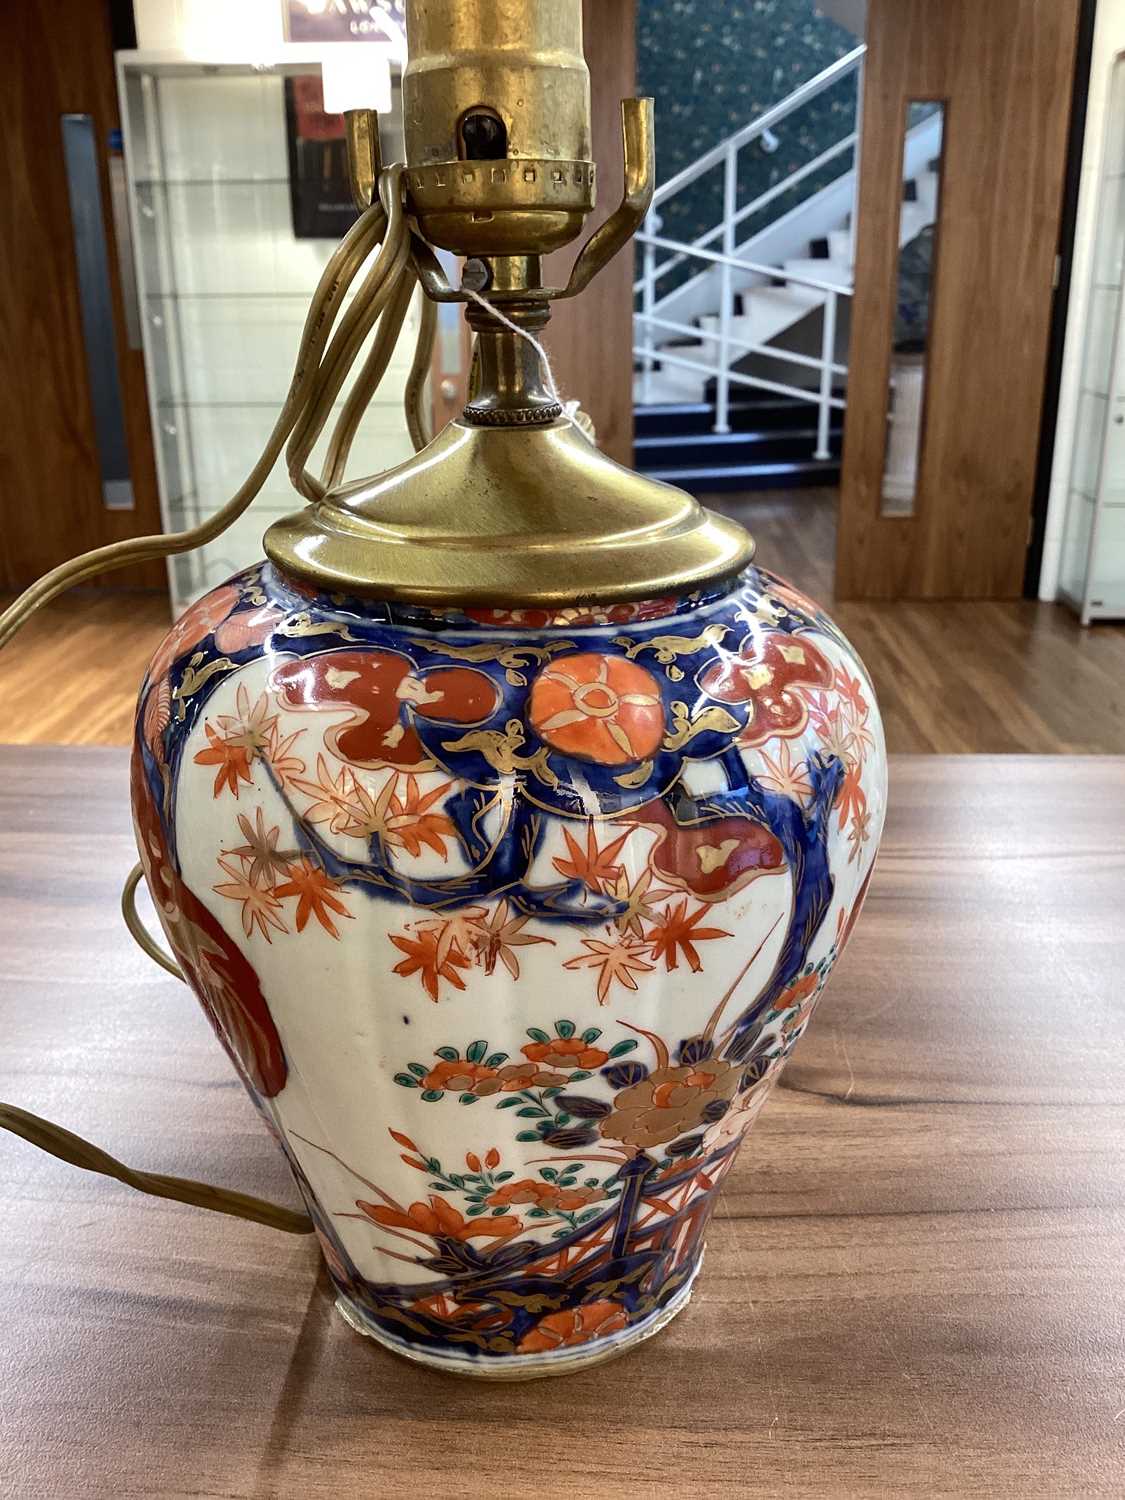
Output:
[[134, 177, 296, 187], [120, 58, 415, 614]]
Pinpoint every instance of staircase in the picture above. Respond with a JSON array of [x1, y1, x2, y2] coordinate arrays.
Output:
[[634, 43, 943, 491]]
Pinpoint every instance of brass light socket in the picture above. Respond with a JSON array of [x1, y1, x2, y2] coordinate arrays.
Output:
[[403, 0, 595, 256]]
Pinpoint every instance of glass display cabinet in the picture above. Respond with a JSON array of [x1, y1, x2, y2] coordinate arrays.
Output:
[[1059, 52, 1125, 624], [116, 53, 417, 615]]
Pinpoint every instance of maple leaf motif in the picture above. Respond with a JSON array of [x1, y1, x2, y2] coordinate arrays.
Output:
[[755, 739, 813, 803], [808, 699, 856, 763], [645, 898, 732, 973], [212, 855, 288, 941], [227, 807, 292, 886], [834, 666, 868, 722], [609, 866, 676, 938], [416, 908, 489, 968], [835, 758, 867, 832], [390, 927, 471, 1003], [194, 721, 253, 799], [564, 934, 655, 1005], [386, 775, 455, 859], [265, 723, 306, 784], [847, 802, 872, 862], [552, 826, 632, 893], [216, 684, 278, 756], [291, 754, 364, 834], [470, 899, 553, 979], [273, 858, 353, 939]]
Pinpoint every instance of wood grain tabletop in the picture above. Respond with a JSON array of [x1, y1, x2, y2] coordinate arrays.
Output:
[[0, 748, 1123, 1499]]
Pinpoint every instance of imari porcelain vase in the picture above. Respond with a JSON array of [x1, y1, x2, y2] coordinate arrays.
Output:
[[131, 558, 887, 1377]]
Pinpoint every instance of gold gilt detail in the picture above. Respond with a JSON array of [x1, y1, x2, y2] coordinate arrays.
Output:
[[614, 760, 654, 789], [276, 612, 358, 642], [613, 624, 728, 681], [663, 701, 741, 752], [173, 654, 237, 719], [442, 719, 560, 789], [423, 638, 576, 687]]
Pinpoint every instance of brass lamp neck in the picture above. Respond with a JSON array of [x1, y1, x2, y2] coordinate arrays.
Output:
[[462, 265, 561, 426]]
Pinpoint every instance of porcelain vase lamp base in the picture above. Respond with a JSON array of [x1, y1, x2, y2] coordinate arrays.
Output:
[[132, 559, 886, 1379], [334, 1251, 703, 1380]]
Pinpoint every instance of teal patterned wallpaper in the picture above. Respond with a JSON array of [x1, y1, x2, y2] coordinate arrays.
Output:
[[637, 0, 858, 258]]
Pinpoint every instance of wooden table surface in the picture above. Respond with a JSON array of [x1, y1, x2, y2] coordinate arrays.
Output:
[[1, 748, 1123, 1499]]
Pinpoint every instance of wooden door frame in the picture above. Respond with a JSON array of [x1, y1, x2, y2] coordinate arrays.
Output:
[[836, 0, 1083, 601]]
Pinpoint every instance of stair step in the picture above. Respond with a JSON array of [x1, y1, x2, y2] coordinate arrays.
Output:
[[913, 170, 940, 218], [636, 426, 841, 454], [635, 398, 845, 436], [640, 457, 841, 493], [827, 228, 854, 264], [900, 201, 931, 242], [782, 257, 853, 289]]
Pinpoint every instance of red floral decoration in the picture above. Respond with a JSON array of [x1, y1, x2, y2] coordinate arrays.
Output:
[[517, 1301, 628, 1353], [528, 653, 664, 766], [130, 749, 288, 1098], [698, 631, 833, 747], [148, 583, 241, 683], [271, 649, 500, 771], [626, 797, 785, 903]]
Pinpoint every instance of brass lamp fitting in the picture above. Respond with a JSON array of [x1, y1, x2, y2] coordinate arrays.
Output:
[[403, 0, 594, 259], [263, 0, 754, 607]]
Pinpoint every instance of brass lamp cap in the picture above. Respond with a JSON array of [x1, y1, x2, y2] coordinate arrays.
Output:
[[263, 419, 753, 607]]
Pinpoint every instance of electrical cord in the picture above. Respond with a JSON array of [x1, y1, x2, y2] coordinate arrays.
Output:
[[0, 165, 432, 652], [0, 164, 438, 1235]]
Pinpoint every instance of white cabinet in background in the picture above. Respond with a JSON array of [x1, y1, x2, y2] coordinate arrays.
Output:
[[1060, 52, 1125, 622], [117, 55, 414, 617]]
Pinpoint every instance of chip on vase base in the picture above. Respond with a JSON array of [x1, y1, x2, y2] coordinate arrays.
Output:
[[131, 559, 886, 1377]]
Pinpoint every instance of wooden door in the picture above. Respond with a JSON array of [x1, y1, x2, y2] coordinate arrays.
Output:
[[837, 0, 1082, 599], [0, 0, 162, 591]]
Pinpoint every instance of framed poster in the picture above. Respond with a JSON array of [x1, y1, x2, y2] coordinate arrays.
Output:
[[284, 76, 357, 241], [283, 1, 407, 49]]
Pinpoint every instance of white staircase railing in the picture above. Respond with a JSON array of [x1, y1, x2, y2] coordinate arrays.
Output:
[[635, 44, 866, 448]]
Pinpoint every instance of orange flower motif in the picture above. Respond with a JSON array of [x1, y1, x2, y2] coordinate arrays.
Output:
[[194, 722, 254, 799], [464, 1147, 501, 1174], [273, 858, 353, 938], [521, 1036, 610, 1070], [420, 1058, 498, 1092], [486, 1179, 604, 1212], [774, 972, 820, 1034], [474, 1062, 571, 1094], [529, 653, 664, 766], [356, 1195, 521, 1241], [517, 1300, 628, 1353]]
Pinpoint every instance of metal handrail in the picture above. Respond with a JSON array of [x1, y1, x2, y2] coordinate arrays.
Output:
[[635, 345, 847, 413], [637, 43, 867, 457], [633, 133, 858, 298], [638, 311, 849, 379], [650, 44, 866, 209], [635, 231, 854, 298]]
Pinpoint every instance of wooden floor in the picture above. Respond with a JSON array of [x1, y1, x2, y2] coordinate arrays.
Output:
[[2, 489, 1124, 751]]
